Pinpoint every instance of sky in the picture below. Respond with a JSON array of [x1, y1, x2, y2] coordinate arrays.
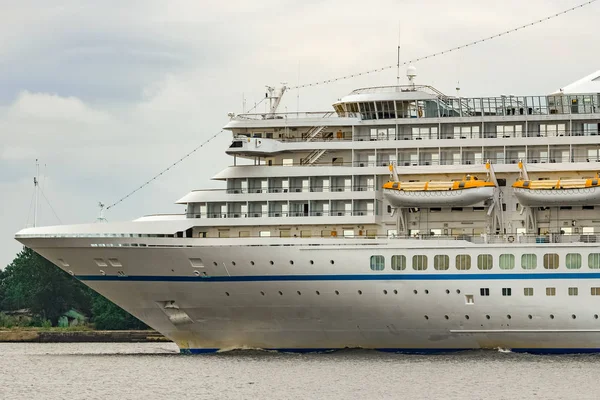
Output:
[[1, 0, 599, 268]]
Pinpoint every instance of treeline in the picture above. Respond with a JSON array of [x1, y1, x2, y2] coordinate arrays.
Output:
[[0, 247, 147, 330]]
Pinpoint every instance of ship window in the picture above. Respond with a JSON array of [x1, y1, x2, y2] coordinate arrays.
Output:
[[521, 254, 537, 269], [502, 288, 512, 296], [370, 255, 385, 271], [300, 230, 312, 238], [477, 254, 493, 270], [391, 255, 406, 271], [499, 254, 515, 270], [259, 231, 271, 237], [434, 255, 449, 270], [543, 253, 559, 269], [524, 287, 534, 296], [108, 258, 122, 268], [566, 253, 582, 269], [189, 258, 204, 268], [480, 288, 490, 296], [455, 254, 471, 270], [591, 287, 600, 296], [589, 253, 600, 269], [94, 258, 108, 267], [412, 255, 428, 271], [546, 287, 556, 296], [568, 287, 578, 296]]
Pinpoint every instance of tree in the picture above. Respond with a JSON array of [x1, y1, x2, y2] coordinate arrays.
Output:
[[91, 294, 147, 330], [2, 247, 91, 324]]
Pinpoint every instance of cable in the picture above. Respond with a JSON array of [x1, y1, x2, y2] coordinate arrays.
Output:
[[106, 130, 224, 210], [290, 0, 598, 90], [40, 188, 62, 224]]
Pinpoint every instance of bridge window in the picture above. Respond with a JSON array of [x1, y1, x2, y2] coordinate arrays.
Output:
[[412, 255, 428, 271], [391, 255, 406, 271], [477, 254, 493, 270], [543, 253, 559, 269], [370, 255, 385, 271], [359, 102, 376, 120], [566, 253, 582, 269], [521, 254, 537, 270], [589, 253, 600, 269], [499, 254, 515, 270], [434, 255, 449, 270], [456, 254, 471, 270]]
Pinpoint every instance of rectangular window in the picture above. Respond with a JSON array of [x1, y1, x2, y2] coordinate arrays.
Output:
[[434, 255, 450, 270], [521, 254, 537, 269], [391, 255, 406, 271], [546, 287, 556, 296], [300, 230, 312, 237], [370, 255, 385, 271], [524, 287, 534, 296], [589, 253, 600, 269], [259, 231, 271, 237], [592, 287, 600, 296], [499, 254, 515, 270], [502, 288, 512, 296], [568, 287, 578, 296], [412, 255, 428, 271], [477, 254, 493, 270], [456, 254, 471, 270], [566, 253, 582, 269], [480, 288, 490, 296], [543, 253, 559, 269]]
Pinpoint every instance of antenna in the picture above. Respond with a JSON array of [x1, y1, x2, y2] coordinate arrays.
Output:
[[97, 202, 107, 223], [396, 23, 401, 86], [33, 159, 39, 228]]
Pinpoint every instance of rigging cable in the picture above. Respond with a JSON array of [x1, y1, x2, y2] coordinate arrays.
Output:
[[289, 0, 598, 90]]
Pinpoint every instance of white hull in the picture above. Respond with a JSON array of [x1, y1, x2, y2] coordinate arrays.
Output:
[[383, 187, 494, 208], [18, 234, 600, 353], [514, 187, 600, 207]]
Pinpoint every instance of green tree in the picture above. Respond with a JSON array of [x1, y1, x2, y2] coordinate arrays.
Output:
[[2, 247, 91, 324], [91, 294, 147, 330]]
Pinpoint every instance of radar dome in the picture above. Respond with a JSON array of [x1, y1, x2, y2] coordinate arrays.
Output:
[[406, 65, 417, 79]]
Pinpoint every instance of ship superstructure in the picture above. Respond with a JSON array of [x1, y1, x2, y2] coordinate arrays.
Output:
[[15, 68, 600, 353]]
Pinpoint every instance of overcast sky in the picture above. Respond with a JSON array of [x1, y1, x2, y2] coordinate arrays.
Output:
[[1, 0, 599, 268]]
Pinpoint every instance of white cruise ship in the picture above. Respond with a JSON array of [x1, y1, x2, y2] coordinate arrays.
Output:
[[15, 68, 600, 354]]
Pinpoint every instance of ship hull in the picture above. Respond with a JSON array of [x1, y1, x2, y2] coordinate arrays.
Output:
[[18, 235, 600, 354]]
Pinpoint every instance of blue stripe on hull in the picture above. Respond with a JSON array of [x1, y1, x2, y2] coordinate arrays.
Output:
[[78, 272, 600, 282], [180, 347, 600, 355]]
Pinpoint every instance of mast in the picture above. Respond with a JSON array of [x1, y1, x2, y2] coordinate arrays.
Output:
[[33, 159, 39, 228]]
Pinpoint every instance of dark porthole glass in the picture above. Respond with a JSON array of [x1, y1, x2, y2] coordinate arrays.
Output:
[[290, 260, 294, 265], [316, 291, 320, 295], [456, 289, 461, 294], [232, 261, 236, 266], [413, 290, 418, 294], [425, 290, 429, 294], [335, 290, 340, 295], [250, 261, 255, 266], [269, 261, 274, 265], [595, 314, 599, 320], [213, 262, 218, 266], [507, 315, 512, 319], [465, 315, 469, 320], [278, 291, 283, 296], [297, 291, 301, 295], [486, 315, 491, 320], [358, 290, 363, 295], [444, 315, 449, 320], [424, 315, 429, 320], [309, 260, 314, 265], [393, 290, 398, 295], [260, 291, 265, 296], [383, 290, 388, 295], [225, 292, 230, 296], [330, 260, 335, 265], [572, 314, 576, 319], [550, 314, 555, 319], [528, 314, 533, 319], [445, 289, 450, 294]]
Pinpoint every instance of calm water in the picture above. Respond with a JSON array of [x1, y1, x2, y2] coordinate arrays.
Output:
[[2, 343, 600, 399]]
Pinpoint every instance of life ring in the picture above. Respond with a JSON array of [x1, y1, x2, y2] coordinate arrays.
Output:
[[508, 236, 515, 243]]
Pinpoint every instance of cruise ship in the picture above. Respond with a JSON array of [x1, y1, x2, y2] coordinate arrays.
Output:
[[15, 67, 600, 354]]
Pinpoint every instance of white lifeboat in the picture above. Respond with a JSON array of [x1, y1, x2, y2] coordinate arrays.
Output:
[[513, 177, 600, 206]]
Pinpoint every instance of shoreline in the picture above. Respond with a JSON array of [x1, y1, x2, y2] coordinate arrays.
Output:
[[0, 328, 169, 343]]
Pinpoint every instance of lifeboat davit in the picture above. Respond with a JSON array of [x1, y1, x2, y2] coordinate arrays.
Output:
[[513, 177, 600, 206], [383, 175, 496, 208]]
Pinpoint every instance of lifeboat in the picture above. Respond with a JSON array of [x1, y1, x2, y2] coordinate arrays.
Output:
[[513, 177, 600, 206], [383, 175, 496, 208]]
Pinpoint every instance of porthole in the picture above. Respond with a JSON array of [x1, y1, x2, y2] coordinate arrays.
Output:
[[99, 270, 106, 276], [550, 314, 555, 319], [445, 289, 450, 294], [297, 291, 301, 295], [572, 314, 576, 319], [456, 289, 461, 294], [393, 290, 398, 295], [383, 290, 388, 295], [213, 261, 218, 266], [444, 315, 449, 320], [309, 260, 314, 265], [269, 261, 274, 265], [413, 290, 418, 294], [225, 292, 230, 296], [316, 291, 320, 295], [425, 290, 429, 294], [486, 315, 491, 320], [424, 315, 429, 320], [335, 290, 340, 295], [68, 270, 74, 276], [528, 314, 533, 319], [465, 315, 470, 320], [278, 291, 283, 296], [232, 261, 236, 266], [260, 291, 265, 296], [358, 290, 363, 295], [194, 271, 200, 276], [290, 260, 294, 265], [595, 314, 599, 320], [250, 261, 255, 266], [330, 260, 335, 265], [507, 315, 512, 319]]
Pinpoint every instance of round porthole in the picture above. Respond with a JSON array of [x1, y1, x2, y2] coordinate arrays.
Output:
[[260, 291, 265, 296], [358, 290, 362, 295], [225, 292, 230, 296], [316, 291, 320, 295], [383, 290, 388, 295], [250, 261, 255, 266], [213, 262, 217, 266], [330, 260, 335, 265], [444, 315, 449, 320], [572, 314, 576, 319], [413, 290, 418, 294], [297, 291, 301, 295], [278, 291, 283, 296], [595, 314, 599, 320], [424, 315, 429, 320], [550, 314, 555, 319], [290, 260, 294, 265], [309, 260, 314, 265], [335, 290, 340, 295], [507, 315, 512, 319], [232, 261, 236, 266], [456, 289, 461, 294], [424, 290, 429, 294], [269, 261, 274, 265], [465, 315, 469, 320], [528, 314, 533, 319], [445, 289, 450, 294], [393, 290, 398, 295], [486, 315, 491, 320]]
